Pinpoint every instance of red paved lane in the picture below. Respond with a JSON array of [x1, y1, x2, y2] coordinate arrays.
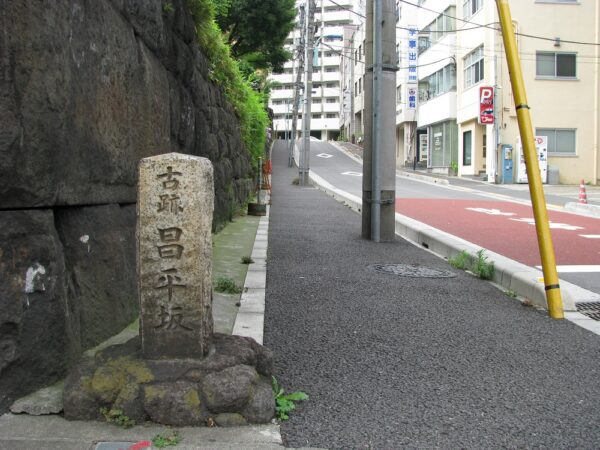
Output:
[[396, 199, 600, 267]]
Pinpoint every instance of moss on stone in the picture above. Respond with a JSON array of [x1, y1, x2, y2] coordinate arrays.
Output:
[[110, 357, 154, 384], [144, 384, 167, 402], [184, 388, 201, 409], [91, 365, 126, 403]]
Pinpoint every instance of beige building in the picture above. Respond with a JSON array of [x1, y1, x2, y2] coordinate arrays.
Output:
[[349, 0, 600, 185]]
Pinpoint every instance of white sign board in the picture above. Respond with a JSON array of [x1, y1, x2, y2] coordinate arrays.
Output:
[[516, 136, 548, 184]]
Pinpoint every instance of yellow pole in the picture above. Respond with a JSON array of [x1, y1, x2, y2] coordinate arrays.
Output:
[[495, 0, 564, 319]]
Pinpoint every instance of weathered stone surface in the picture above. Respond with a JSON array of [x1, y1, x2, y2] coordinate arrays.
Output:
[[9, 381, 64, 416], [113, 382, 146, 423], [138, 153, 214, 359], [144, 381, 206, 426], [0, 0, 253, 218], [201, 365, 259, 414], [0, 210, 78, 412], [245, 337, 275, 378], [63, 336, 275, 426], [55, 204, 138, 350], [63, 359, 102, 421], [214, 413, 248, 427], [243, 379, 276, 424], [1, 0, 259, 410]]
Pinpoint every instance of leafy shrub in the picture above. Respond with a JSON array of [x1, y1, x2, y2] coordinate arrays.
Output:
[[186, 0, 268, 165], [214, 276, 242, 294]]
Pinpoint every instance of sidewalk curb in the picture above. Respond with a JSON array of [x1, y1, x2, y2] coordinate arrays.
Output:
[[232, 210, 269, 344], [308, 171, 600, 315]]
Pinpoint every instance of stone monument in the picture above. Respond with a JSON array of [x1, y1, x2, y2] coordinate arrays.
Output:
[[137, 153, 213, 359], [62, 153, 275, 426]]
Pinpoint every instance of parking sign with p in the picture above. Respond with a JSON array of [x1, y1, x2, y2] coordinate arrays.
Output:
[[479, 87, 494, 124]]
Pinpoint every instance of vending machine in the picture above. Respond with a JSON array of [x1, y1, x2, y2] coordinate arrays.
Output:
[[515, 136, 547, 184]]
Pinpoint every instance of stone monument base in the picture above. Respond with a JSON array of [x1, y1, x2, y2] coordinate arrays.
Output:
[[63, 333, 275, 427]]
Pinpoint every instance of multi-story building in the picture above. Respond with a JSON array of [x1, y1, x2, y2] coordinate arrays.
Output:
[[342, 0, 600, 185], [270, 0, 364, 141]]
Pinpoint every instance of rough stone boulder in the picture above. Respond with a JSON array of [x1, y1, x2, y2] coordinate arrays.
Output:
[[63, 334, 275, 426]]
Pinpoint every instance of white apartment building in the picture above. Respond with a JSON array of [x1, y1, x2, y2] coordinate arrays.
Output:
[[342, 0, 600, 185], [269, 0, 364, 141]]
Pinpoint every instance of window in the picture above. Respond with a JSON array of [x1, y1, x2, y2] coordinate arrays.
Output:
[[313, 114, 321, 119], [326, 98, 337, 103], [463, 0, 482, 19], [536, 128, 577, 155], [464, 46, 484, 88], [421, 6, 456, 48], [536, 52, 577, 78], [463, 131, 472, 166], [396, 85, 402, 103], [418, 64, 456, 102], [326, 113, 338, 118]]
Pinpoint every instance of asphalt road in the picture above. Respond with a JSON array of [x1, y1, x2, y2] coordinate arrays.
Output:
[[265, 140, 600, 449], [303, 140, 600, 295]]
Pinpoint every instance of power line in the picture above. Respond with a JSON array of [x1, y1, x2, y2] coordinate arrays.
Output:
[[397, 0, 600, 47], [326, 0, 600, 47]]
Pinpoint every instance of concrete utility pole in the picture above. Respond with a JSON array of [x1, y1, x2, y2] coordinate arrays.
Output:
[[363, 0, 397, 241], [300, 0, 316, 186], [291, 4, 306, 167]]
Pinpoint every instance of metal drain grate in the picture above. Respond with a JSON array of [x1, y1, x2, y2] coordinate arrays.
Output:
[[576, 302, 600, 321], [370, 264, 457, 279]]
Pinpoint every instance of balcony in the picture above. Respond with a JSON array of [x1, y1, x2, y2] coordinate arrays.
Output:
[[417, 91, 457, 128]]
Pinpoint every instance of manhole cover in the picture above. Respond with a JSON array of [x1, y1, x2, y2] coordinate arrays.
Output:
[[576, 302, 600, 321], [370, 264, 457, 278]]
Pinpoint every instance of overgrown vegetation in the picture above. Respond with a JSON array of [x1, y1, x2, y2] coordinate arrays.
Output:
[[214, 276, 242, 294], [241, 256, 254, 264], [448, 249, 495, 280], [448, 250, 470, 270], [272, 376, 308, 421], [186, 0, 271, 164], [153, 430, 182, 448], [473, 249, 494, 280], [100, 408, 135, 429]]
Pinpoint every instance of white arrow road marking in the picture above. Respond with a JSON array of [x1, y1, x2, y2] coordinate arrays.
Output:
[[342, 171, 363, 177], [510, 218, 584, 231], [466, 207, 516, 216], [316, 153, 333, 159], [536, 265, 600, 273], [580, 235, 600, 239]]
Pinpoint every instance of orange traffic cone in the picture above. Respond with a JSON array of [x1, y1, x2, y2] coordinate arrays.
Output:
[[579, 179, 588, 204]]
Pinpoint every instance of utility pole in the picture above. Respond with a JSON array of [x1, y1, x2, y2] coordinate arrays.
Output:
[[291, 4, 306, 167], [300, 0, 316, 186], [495, 0, 564, 319], [363, 0, 397, 241]]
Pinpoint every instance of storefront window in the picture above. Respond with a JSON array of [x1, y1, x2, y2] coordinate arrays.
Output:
[[429, 121, 458, 167]]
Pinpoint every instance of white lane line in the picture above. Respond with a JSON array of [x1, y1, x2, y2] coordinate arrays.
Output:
[[580, 235, 600, 239], [342, 171, 363, 177], [316, 153, 333, 159], [535, 265, 600, 273]]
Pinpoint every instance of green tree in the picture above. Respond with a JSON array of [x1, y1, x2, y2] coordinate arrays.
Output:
[[215, 0, 296, 72]]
